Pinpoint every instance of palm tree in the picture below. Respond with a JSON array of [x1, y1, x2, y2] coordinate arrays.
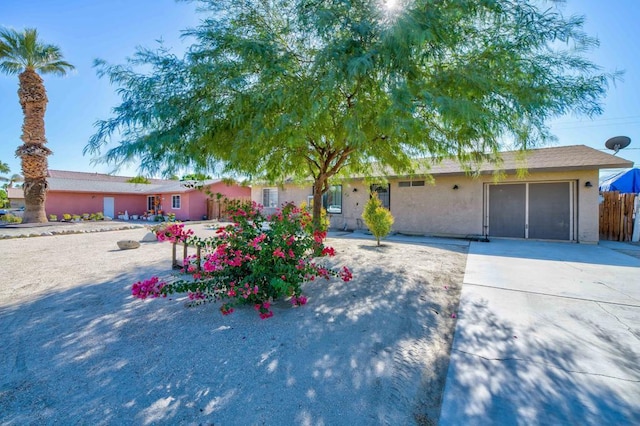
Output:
[[0, 161, 9, 175], [0, 28, 74, 223]]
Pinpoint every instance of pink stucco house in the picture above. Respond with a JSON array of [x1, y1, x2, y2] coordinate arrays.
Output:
[[30, 170, 251, 221]]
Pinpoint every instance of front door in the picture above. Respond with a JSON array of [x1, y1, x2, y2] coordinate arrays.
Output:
[[103, 197, 115, 218]]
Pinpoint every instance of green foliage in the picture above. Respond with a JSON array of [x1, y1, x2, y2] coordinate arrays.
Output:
[[362, 193, 394, 246], [1, 213, 22, 223], [300, 200, 330, 232], [48, 214, 57, 221], [181, 173, 212, 181], [87, 0, 615, 229], [0, 161, 9, 175], [126, 175, 150, 184], [0, 189, 7, 208], [0, 27, 74, 75]]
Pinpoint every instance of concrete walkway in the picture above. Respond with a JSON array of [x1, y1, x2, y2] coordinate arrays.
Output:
[[440, 239, 640, 425]]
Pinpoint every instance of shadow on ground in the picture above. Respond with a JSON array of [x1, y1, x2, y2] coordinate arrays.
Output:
[[440, 298, 640, 425], [0, 239, 466, 425]]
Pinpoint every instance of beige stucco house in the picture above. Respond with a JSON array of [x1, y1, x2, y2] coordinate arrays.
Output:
[[251, 145, 633, 243]]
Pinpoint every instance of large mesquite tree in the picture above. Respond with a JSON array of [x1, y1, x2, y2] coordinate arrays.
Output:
[[87, 0, 614, 229], [0, 28, 74, 223]]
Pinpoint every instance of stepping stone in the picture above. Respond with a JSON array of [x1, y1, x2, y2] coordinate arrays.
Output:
[[117, 240, 141, 250]]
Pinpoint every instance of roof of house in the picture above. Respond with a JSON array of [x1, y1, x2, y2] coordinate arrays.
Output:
[[45, 170, 222, 194], [47, 170, 169, 184], [408, 144, 634, 176]]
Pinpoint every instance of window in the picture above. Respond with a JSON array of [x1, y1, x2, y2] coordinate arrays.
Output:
[[399, 180, 425, 187], [171, 195, 181, 209], [370, 184, 390, 209], [262, 188, 278, 208], [322, 185, 342, 214]]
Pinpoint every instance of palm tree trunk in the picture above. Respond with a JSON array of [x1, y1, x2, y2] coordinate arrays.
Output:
[[15, 68, 50, 223]]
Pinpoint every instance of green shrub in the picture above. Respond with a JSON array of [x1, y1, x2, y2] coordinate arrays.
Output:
[[72, 215, 81, 221], [63, 213, 71, 221], [132, 201, 352, 319], [49, 214, 58, 221], [299, 200, 330, 232], [1, 213, 22, 223], [362, 193, 394, 246]]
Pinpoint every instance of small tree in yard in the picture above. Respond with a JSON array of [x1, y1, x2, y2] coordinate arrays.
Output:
[[363, 193, 394, 247]]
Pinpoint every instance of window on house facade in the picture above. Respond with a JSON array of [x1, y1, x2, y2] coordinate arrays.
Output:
[[262, 188, 278, 208], [172, 195, 181, 209], [370, 184, 390, 209], [398, 180, 425, 187], [322, 185, 342, 214]]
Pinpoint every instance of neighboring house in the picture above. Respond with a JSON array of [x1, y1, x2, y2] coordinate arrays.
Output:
[[6, 187, 25, 209], [41, 170, 250, 221], [252, 145, 634, 243]]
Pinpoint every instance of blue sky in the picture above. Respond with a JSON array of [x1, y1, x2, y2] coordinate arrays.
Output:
[[1, 0, 639, 179]]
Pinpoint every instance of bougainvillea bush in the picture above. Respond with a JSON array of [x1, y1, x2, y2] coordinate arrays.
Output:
[[131, 201, 352, 319]]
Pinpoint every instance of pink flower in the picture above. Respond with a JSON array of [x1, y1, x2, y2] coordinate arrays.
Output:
[[321, 246, 336, 257], [291, 295, 307, 306], [250, 234, 267, 250], [220, 304, 234, 315], [339, 266, 353, 282], [131, 276, 166, 299], [313, 230, 327, 244], [451, 313, 457, 318], [273, 247, 286, 259]]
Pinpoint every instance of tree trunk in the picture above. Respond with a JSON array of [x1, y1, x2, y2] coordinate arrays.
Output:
[[22, 178, 48, 223], [16, 68, 50, 224], [312, 179, 325, 231]]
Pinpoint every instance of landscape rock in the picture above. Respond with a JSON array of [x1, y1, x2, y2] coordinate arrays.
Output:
[[141, 232, 158, 242], [117, 240, 141, 250]]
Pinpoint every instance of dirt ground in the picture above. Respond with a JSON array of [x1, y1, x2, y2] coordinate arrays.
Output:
[[0, 224, 467, 425]]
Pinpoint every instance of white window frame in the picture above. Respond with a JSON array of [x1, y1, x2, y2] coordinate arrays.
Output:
[[262, 188, 278, 208], [171, 194, 181, 210]]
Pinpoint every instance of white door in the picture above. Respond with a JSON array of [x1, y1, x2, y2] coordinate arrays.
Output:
[[103, 197, 115, 218]]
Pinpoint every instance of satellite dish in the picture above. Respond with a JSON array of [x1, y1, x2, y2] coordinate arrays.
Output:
[[605, 136, 631, 154]]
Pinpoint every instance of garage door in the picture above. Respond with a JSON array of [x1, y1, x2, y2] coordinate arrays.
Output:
[[487, 182, 574, 241]]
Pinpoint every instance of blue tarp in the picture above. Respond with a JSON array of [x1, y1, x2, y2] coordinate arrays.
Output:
[[599, 168, 640, 193]]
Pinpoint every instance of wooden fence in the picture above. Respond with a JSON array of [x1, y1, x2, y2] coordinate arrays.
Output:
[[206, 196, 252, 221], [599, 191, 636, 241]]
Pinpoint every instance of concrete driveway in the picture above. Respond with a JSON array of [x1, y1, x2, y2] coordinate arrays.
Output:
[[440, 239, 640, 425]]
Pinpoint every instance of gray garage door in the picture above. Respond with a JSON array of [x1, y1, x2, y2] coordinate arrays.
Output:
[[489, 184, 526, 238], [488, 182, 572, 241], [528, 182, 571, 240]]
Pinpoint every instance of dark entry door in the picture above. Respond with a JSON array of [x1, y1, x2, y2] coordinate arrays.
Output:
[[489, 184, 526, 238]]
